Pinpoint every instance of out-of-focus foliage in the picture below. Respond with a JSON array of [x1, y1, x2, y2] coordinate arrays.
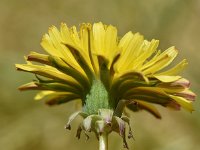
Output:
[[0, 0, 199, 149]]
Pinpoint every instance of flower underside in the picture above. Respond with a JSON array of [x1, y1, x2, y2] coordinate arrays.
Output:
[[16, 22, 196, 148]]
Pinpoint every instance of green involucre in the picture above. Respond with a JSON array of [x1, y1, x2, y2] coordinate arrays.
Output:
[[83, 79, 112, 114]]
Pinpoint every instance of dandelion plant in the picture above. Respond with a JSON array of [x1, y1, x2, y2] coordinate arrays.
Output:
[[16, 22, 196, 150]]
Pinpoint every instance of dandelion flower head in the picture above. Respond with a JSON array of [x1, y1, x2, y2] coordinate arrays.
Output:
[[16, 22, 196, 148]]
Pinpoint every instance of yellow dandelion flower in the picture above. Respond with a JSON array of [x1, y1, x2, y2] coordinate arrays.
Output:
[[16, 22, 196, 149]]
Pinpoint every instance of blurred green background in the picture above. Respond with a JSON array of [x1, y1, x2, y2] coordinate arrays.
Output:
[[0, 0, 199, 149]]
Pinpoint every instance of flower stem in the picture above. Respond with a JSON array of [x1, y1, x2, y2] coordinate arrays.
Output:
[[99, 132, 108, 150]]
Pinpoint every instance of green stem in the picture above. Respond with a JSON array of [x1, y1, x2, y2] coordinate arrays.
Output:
[[99, 132, 108, 150]]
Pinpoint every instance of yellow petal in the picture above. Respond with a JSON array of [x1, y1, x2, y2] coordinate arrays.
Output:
[[133, 39, 159, 70], [155, 59, 188, 76], [104, 25, 118, 66], [61, 24, 94, 74], [27, 51, 50, 65], [35, 91, 55, 100], [41, 34, 60, 56], [169, 95, 194, 112], [142, 47, 178, 74], [157, 78, 190, 89], [60, 23, 73, 43], [175, 89, 196, 101], [42, 25, 80, 69], [34, 91, 74, 103], [92, 22, 105, 56], [70, 26, 81, 45], [80, 23, 91, 53], [15, 64, 80, 87], [124, 87, 170, 105], [153, 75, 181, 82], [114, 31, 133, 73], [49, 26, 76, 60], [116, 32, 144, 73], [48, 56, 90, 90]]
